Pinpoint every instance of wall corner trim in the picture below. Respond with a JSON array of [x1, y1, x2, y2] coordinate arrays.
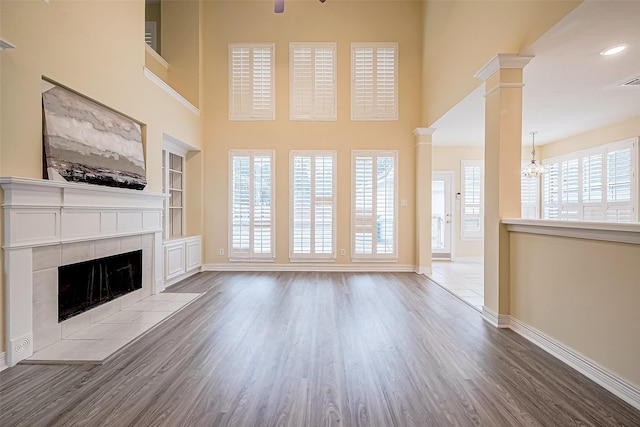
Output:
[[0, 352, 8, 372], [482, 307, 510, 328]]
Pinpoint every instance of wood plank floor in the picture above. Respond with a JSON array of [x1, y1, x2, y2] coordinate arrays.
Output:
[[1, 272, 638, 426]]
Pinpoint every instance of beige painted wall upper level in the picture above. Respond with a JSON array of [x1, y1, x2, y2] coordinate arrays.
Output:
[[201, 0, 423, 266], [421, 0, 581, 126]]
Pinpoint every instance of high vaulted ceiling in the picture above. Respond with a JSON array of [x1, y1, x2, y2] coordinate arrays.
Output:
[[431, 0, 640, 147]]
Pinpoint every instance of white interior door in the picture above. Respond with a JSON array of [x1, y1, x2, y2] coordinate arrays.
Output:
[[432, 172, 453, 259]]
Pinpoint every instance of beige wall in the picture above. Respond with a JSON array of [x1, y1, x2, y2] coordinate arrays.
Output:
[[202, 1, 423, 266], [421, 0, 580, 126], [510, 232, 640, 387], [0, 0, 203, 353], [432, 146, 484, 258]]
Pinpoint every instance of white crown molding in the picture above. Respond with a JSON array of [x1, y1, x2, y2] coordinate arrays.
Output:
[[162, 133, 199, 156], [475, 54, 534, 81], [143, 68, 200, 116], [484, 82, 526, 98], [509, 316, 640, 410], [0, 39, 16, 51], [413, 127, 437, 136], [202, 263, 417, 273], [502, 219, 640, 245]]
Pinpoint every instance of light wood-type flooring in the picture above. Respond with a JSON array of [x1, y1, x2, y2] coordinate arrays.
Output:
[[1, 272, 639, 426]]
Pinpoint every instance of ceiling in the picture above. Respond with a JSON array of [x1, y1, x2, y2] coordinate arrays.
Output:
[[431, 0, 640, 147]]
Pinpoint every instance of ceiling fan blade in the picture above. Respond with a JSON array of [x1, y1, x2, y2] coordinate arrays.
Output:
[[274, 0, 284, 13]]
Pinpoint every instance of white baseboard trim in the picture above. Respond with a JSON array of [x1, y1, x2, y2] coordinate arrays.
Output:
[[452, 256, 484, 263], [202, 263, 417, 273], [0, 352, 8, 372], [509, 316, 640, 410], [163, 268, 201, 289], [416, 266, 432, 275], [481, 307, 510, 328]]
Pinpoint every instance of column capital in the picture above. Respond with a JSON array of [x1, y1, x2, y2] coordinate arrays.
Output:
[[413, 127, 436, 136], [474, 54, 534, 81]]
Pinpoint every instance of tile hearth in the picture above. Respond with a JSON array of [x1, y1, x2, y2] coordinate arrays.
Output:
[[24, 292, 203, 364]]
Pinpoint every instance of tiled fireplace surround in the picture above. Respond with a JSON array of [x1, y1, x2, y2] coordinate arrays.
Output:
[[1, 177, 166, 367]]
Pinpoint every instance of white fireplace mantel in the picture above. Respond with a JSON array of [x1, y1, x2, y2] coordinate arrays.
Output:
[[1, 177, 166, 366]]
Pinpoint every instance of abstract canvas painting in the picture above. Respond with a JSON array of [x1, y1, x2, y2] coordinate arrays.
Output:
[[42, 84, 147, 190]]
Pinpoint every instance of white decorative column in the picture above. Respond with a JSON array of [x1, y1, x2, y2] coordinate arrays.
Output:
[[414, 128, 436, 275], [475, 54, 533, 326]]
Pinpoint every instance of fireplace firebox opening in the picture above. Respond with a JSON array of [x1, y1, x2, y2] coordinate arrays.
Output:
[[58, 250, 143, 322]]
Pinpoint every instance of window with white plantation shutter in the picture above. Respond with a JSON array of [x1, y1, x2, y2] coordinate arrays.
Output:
[[521, 161, 539, 219], [290, 151, 336, 260], [561, 159, 579, 220], [461, 160, 483, 239], [542, 137, 637, 222], [351, 43, 398, 121], [582, 153, 604, 220], [290, 43, 336, 121], [352, 151, 397, 260], [229, 44, 275, 120], [542, 161, 560, 219], [229, 150, 275, 260]]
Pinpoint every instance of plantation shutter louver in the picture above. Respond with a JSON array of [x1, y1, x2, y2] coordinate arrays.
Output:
[[290, 44, 336, 120], [606, 147, 633, 221], [561, 159, 579, 219], [352, 43, 398, 120], [542, 162, 560, 219], [352, 151, 397, 259], [461, 161, 483, 238], [229, 151, 275, 260], [290, 151, 336, 259], [229, 44, 275, 120], [582, 153, 604, 220]]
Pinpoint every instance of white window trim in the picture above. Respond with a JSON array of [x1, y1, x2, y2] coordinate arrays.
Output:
[[289, 150, 337, 261], [228, 149, 276, 261], [351, 42, 399, 121], [228, 43, 276, 121], [351, 150, 398, 261], [460, 160, 484, 240], [289, 43, 337, 121], [542, 137, 637, 222]]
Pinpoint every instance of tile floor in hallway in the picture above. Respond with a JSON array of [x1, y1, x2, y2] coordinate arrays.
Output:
[[428, 257, 484, 310]]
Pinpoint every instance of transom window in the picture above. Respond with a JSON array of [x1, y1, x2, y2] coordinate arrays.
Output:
[[351, 150, 398, 260], [290, 151, 336, 260], [228, 43, 275, 120], [229, 150, 275, 260], [351, 43, 398, 121], [290, 43, 336, 121]]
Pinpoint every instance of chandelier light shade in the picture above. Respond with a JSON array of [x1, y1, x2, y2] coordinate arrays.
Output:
[[522, 131, 544, 178]]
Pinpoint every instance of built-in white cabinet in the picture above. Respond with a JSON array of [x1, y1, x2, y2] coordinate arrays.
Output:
[[163, 235, 202, 286]]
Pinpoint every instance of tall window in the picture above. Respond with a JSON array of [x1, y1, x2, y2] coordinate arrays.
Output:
[[521, 161, 540, 219], [290, 151, 336, 260], [352, 150, 397, 260], [290, 43, 336, 121], [229, 43, 275, 120], [461, 160, 483, 239], [351, 43, 398, 121], [229, 150, 275, 260], [542, 138, 637, 222]]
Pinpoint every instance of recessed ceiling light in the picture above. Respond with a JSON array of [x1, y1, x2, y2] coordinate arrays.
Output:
[[600, 44, 628, 56]]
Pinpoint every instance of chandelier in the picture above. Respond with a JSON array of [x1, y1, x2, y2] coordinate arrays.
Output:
[[522, 131, 544, 178]]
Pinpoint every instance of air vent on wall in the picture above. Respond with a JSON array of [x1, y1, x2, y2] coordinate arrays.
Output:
[[619, 76, 640, 86]]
